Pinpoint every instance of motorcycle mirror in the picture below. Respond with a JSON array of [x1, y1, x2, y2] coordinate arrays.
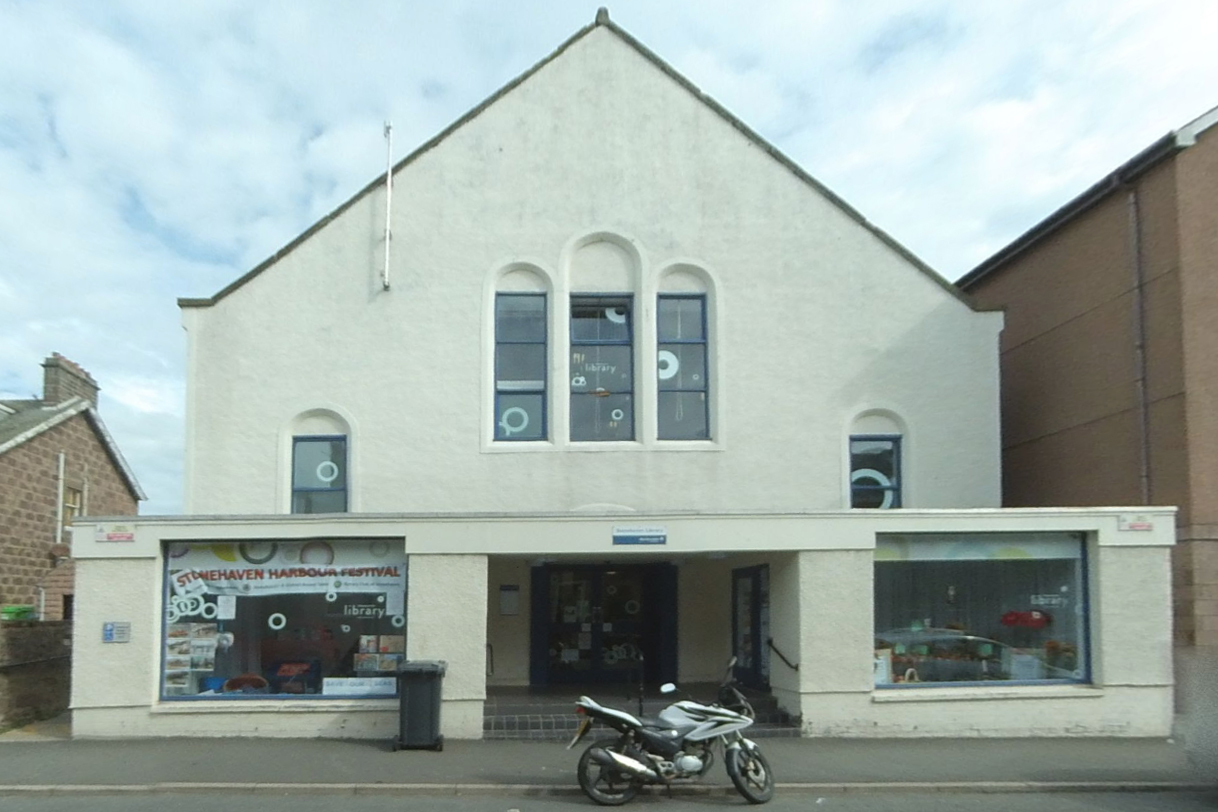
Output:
[[659, 682, 677, 694]]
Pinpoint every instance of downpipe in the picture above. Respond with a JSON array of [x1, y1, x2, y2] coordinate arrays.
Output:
[[589, 747, 660, 781]]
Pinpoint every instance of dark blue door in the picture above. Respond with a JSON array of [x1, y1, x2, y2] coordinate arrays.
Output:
[[531, 564, 676, 685], [732, 565, 770, 689]]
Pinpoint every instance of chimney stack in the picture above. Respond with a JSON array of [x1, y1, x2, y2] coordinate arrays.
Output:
[[42, 353, 99, 408]]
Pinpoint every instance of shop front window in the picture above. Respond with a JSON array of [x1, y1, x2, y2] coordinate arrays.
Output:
[[874, 533, 1087, 687], [161, 539, 406, 699]]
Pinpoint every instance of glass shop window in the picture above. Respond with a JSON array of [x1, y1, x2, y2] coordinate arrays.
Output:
[[873, 533, 1087, 688], [495, 293, 547, 441], [570, 295, 634, 441], [160, 539, 407, 699]]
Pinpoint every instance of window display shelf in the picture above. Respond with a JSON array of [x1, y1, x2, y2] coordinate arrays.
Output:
[[152, 698, 400, 714], [871, 684, 1103, 703]]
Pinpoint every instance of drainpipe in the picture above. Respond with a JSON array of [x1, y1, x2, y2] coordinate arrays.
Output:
[[382, 122, 393, 291], [1126, 189, 1152, 505], [55, 452, 65, 546]]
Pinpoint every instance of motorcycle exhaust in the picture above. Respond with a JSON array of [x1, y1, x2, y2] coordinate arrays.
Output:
[[588, 747, 659, 780]]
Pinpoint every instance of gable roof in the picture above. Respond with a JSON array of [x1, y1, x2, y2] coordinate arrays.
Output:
[[959, 103, 1218, 290], [180, 8, 972, 311], [0, 396, 147, 501]]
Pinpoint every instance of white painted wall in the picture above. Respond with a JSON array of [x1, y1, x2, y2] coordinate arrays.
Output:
[[71, 508, 1175, 739], [406, 554, 488, 739], [182, 25, 1002, 517]]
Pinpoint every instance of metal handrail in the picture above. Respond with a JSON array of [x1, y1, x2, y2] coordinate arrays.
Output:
[[767, 637, 799, 671]]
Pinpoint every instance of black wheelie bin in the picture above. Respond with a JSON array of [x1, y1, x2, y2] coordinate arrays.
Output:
[[392, 660, 446, 751]]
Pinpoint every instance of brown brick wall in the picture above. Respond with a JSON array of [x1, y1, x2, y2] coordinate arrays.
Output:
[[0, 413, 138, 617]]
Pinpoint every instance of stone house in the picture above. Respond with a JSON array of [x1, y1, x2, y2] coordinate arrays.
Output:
[[0, 354, 144, 619]]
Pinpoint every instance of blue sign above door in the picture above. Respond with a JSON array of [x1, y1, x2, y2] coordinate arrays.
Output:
[[612, 525, 667, 545]]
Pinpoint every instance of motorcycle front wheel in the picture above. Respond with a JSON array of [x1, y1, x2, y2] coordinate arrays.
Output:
[[725, 743, 775, 804], [577, 738, 642, 806]]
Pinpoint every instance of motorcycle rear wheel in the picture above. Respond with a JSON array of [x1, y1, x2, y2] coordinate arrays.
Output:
[[577, 738, 642, 806], [725, 743, 775, 804]]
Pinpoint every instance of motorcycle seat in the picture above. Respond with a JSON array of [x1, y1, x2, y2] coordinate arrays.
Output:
[[576, 696, 642, 728]]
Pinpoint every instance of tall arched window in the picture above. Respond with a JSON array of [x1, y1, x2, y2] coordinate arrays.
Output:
[[493, 265, 551, 442]]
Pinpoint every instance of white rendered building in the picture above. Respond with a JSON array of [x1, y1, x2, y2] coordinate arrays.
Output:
[[71, 11, 1174, 740]]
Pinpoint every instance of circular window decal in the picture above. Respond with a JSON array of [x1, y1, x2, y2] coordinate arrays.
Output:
[[851, 468, 894, 509], [167, 607, 181, 623], [624, 599, 641, 615], [239, 541, 278, 565], [200, 601, 218, 620], [611, 408, 625, 422], [498, 406, 530, 437], [326, 591, 338, 603], [300, 541, 334, 565], [657, 350, 679, 380], [315, 461, 340, 484], [268, 613, 287, 631], [391, 614, 405, 628]]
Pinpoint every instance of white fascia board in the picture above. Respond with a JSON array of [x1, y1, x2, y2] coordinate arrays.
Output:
[[1175, 103, 1218, 147]]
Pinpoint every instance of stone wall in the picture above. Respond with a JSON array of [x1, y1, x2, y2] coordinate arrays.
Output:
[[0, 621, 72, 730]]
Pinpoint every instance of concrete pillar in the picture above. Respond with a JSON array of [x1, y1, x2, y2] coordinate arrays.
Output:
[[406, 554, 489, 739]]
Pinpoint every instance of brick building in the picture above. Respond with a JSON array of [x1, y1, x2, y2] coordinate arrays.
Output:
[[0, 354, 144, 619]]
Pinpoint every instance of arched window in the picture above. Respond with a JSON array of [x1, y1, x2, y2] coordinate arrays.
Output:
[[657, 264, 713, 441], [289, 410, 350, 513], [567, 236, 641, 442], [493, 265, 551, 442], [849, 411, 904, 509]]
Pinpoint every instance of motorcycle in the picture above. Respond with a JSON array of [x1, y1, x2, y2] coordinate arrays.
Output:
[[566, 657, 775, 805]]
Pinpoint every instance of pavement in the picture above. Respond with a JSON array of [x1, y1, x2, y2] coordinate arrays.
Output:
[[0, 712, 1213, 797]]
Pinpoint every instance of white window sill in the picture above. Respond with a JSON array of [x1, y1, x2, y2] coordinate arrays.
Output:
[[872, 684, 1102, 703], [483, 440, 724, 453], [153, 698, 400, 714]]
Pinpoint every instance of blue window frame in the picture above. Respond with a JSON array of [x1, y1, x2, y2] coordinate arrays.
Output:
[[495, 293, 547, 441], [851, 435, 901, 508], [292, 435, 347, 513], [657, 295, 709, 440], [570, 295, 634, 441]]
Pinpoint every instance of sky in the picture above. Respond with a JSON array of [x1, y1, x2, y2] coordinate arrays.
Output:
[[2, 0, 1217, 515]]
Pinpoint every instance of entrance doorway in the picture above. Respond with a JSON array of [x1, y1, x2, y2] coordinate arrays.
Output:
[[731, 565, 770, 689], [530, 564, 677, 685]]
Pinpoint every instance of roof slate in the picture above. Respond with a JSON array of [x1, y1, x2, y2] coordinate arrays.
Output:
[[0, 397, 146, 501], [0, 399, 76, 448]]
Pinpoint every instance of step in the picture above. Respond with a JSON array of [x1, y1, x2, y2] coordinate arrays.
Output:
[[483, 719, 801, 741]]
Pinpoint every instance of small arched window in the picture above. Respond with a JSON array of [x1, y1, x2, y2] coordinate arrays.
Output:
[[849, 411, 904, 509], [290, 410, 350, 513]]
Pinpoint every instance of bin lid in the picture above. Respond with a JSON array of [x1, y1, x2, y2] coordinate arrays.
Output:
[[397, 660, 447, 675]]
